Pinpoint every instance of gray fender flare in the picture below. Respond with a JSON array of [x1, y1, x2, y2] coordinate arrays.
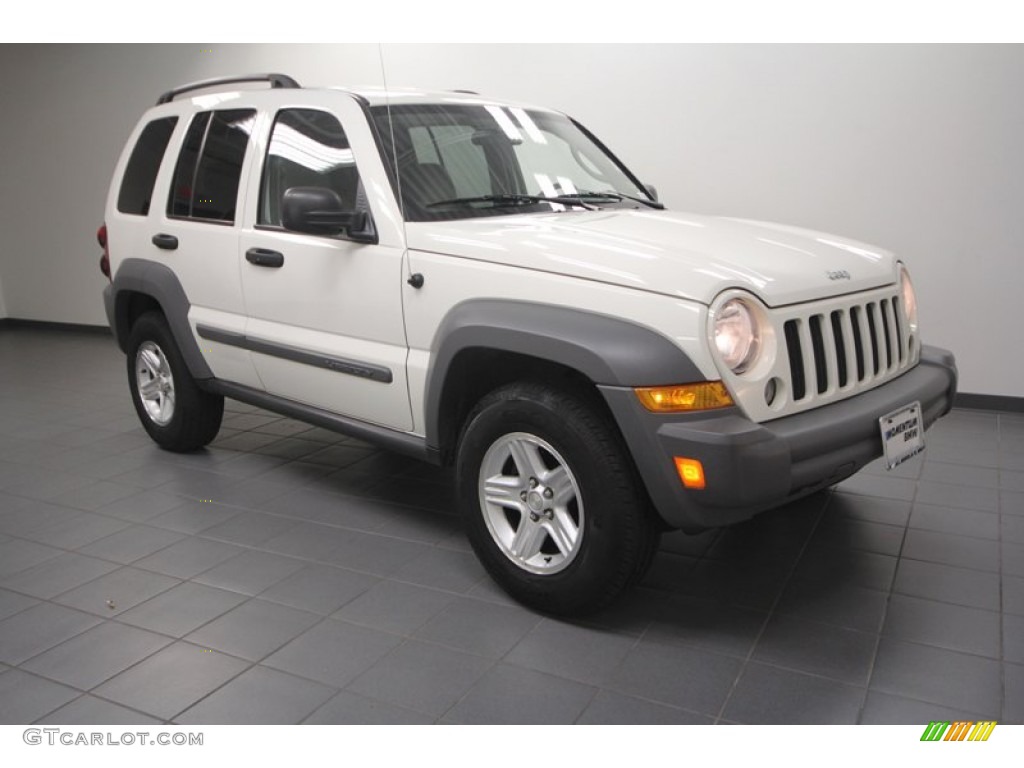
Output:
[[422, 299, 705, 447], [106, 258, 213, 380]]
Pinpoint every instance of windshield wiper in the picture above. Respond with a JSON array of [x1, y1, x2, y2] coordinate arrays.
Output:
[[574, 190, 665, 210], [427, 193, 596, 210]]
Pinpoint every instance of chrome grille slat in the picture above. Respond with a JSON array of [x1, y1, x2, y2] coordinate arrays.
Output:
[[820, 313, 840, 396], [879, 299, 891, 371], [850, 306, 865, 382], [893, 297, 905, 365], [884, 298, 900, 371], [872, 301, 888, 377], [838, 309, 858, 391], [867, 302, 883, 378], [775, 288, 912, 414], [797, 318, 817, 401], [879, 299, 893, 372]]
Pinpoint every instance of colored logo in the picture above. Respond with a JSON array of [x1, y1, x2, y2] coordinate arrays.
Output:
[[920, 721, 997, 742]]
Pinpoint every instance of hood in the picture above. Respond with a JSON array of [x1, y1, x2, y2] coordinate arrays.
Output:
[[405, 209, 899, 307]]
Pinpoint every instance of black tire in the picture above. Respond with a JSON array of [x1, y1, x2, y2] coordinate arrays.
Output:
[[126, 311, 223, 452], [456, 381, 660, 616]]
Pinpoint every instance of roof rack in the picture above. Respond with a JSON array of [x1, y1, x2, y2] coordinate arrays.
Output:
[[157, 73, 301, 105]]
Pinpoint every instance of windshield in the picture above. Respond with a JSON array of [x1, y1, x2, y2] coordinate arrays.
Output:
[[369, 103, 654, 221]]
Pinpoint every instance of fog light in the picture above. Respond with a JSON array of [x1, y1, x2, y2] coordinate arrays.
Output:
[[674, 457, 706, 490], [635, 381, 734, 413]]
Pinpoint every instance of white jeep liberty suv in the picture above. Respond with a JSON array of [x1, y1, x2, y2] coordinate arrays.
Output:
[[99, 73, 958, 615]]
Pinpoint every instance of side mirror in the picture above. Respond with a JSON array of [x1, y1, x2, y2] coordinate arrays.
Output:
[[281, 187, 377, 243], [644, 184, 659, 203]]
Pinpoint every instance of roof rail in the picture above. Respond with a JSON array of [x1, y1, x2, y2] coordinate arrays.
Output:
[[450, 89, 479, 95], [157, 73, 301, 105]]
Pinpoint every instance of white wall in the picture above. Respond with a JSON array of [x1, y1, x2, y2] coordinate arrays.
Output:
[[0, 44, 1020, 397]]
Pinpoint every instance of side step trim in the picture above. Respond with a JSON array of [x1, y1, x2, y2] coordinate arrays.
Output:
[[205, 379, 440, 465]]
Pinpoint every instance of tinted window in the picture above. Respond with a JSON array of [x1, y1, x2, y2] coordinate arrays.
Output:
[[370, 104, 650, 221], [117, 117, 178, 215], [168, 109, 255, 223], [431, 125, 489, 198], [259, 109, 362, 228], [168, 112, 209, 218]]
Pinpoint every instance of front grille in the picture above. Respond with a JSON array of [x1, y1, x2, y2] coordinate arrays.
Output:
[[715, 284, 918, 424], [782, 295, 908, 404]]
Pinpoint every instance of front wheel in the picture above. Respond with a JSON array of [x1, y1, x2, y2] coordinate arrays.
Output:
[[456, 382, 660, 616], [126, 312, 223, 452]]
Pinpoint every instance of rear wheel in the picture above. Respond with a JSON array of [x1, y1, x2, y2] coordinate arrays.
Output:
[[456, 381, 660, 616], [127, 312, 223, 452]]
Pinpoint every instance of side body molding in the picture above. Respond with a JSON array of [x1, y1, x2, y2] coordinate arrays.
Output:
[[422, 299, 705, 447], [103, 258, 214, 380]]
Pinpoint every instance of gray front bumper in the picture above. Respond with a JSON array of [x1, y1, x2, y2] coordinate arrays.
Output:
[[600, 345, 957, 531]]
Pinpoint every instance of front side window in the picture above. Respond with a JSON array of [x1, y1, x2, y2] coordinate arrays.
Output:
[[118, 117, 178, 215], [167, 109, 255, 223], [370, 103, 652, 221], [259, 108, 363, 228]]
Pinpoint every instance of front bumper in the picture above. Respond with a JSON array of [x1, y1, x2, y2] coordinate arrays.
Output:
[[599, 345, 957, 531]]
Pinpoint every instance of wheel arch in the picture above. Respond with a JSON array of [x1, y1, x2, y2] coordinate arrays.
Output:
[[424, 299, 705, 462], [108, 258, 213, 380]]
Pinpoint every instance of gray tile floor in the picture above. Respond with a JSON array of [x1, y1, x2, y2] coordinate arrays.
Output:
[[0, 327, 1021, 725]]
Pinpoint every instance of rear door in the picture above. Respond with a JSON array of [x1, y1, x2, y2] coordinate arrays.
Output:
[[152, 104, 263, 388]]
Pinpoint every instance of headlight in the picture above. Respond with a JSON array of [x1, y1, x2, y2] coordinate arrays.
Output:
[[713, 298, 761, 374], [899, 264, 918, 333]]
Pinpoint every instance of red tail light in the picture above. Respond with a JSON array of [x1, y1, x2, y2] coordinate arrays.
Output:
[[97, 223, 110, 281]]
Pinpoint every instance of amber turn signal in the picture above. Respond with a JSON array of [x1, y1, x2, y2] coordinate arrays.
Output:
[[674, 457, 706, 490], [634, 381, 734, 413]]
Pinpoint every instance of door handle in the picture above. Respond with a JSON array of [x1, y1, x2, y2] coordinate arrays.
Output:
[[245, 248, 284, 268], [152, 233, 178, 250]]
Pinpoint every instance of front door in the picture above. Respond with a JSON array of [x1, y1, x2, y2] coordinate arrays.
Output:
[[237, 93, 412, 431]]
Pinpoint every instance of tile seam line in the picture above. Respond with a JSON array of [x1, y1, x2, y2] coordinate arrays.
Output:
[[859, 463, 921, 724], [713, 489, 832, 724], [165, 614, 346, 723], [998, 412, 1006, 721], [345, 633, 497, 725], [29, 689, 167, 726]]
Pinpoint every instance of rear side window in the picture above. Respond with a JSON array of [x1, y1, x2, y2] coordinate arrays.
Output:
[[117, 117, 178, 215], [167, 109, 256, 223], [168, 112, 210, 219]]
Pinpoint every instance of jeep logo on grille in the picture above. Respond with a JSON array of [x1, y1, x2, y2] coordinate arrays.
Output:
[[826, 270, 851, 281]]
